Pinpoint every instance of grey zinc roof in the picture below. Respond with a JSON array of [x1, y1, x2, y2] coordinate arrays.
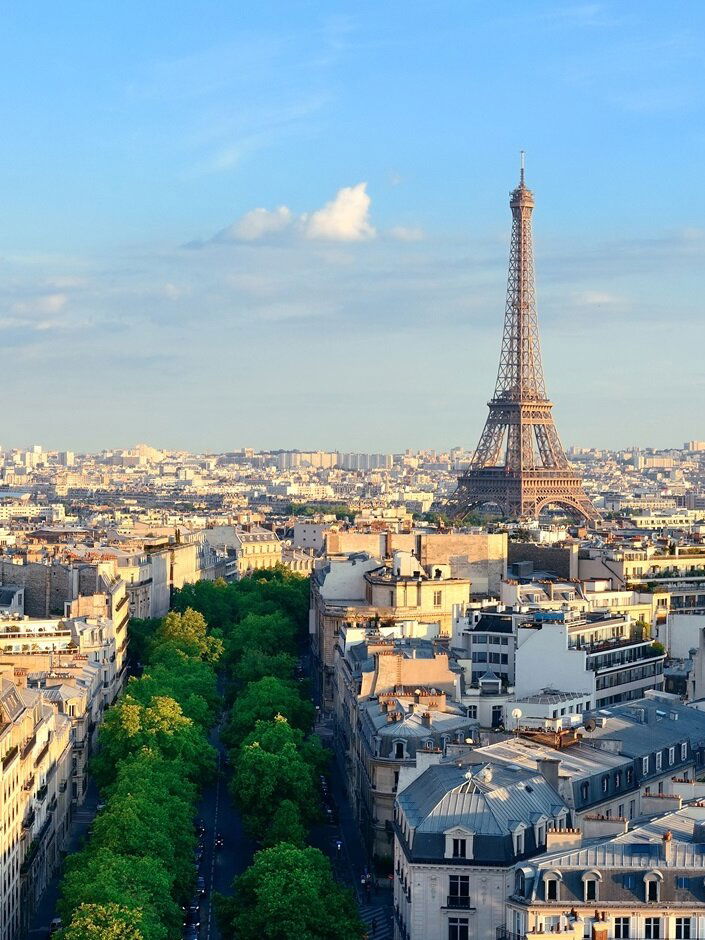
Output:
[[527, 805, 705, 905], [581, 698, 705, 754], [399, 760, 564, 837]]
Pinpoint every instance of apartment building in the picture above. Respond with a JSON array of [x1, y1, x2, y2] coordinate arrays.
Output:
[[514, 610, 665, 709], [311, 551, 471, 709], [0, 678, 72, 940], [503, 803, 705, 940], [393, 758, 568, 940], [334, 625, 469, 858]]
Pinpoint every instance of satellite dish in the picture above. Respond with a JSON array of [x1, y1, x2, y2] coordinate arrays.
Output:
[[584, 718, 597, 732], [511, 708, 523, 720]]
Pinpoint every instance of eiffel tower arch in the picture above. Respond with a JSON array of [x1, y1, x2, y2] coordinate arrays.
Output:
[[447, 157, 600, 525]]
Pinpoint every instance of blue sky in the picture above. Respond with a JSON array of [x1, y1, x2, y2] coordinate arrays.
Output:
[[1, 1, 704, 453]]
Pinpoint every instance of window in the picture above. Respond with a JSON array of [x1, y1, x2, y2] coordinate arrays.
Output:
[[682, 742, 688, 761], [601, 774, 609, 793], [676, 875, 688, 889], [646, 880, 659, 902], [645, 918, 661, 939], [622, 874, 635, 889], [656, 752, 663, 772], [467, 705, 477, 720], [626, 767, 634, 785], [580, 782, 589, 801], [448, 918, 469, 940], [394, 741, 404, 759], [643, 756, 649, 774], [448, 875, 470, 908], [514, 829, 524, 855], [669, 746, 676, 765], [615, 770, 622, 788], [515, 869, 525, 896], [676, 918, 692, 940], [433, 590, 442, 607], [618, 803, 624, 818], [585, 878, 597, 901], [452, 838, 466, 859], [615, 917, 630, 939], [545, 878, 558, 901]]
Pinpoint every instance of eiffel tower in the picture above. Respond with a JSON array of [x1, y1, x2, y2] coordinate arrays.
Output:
[[448, 156, 600, 524]]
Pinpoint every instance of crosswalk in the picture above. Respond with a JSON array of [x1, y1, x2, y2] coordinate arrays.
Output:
[[359, 903, 394, 940]]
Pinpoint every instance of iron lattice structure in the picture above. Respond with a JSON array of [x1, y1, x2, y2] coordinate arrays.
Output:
[[448, 161, 600, 524]]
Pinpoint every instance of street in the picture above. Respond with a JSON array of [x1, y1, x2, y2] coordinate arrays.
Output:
[[195, 712, 255, 940]]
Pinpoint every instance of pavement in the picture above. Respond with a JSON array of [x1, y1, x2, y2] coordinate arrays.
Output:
[[309, 712, 394, 938], [27, 779, 101, 938]]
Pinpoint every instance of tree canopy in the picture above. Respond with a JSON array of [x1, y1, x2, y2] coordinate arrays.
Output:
[[223, 843, 364, 940]]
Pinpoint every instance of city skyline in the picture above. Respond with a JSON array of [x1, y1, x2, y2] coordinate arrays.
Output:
[[1, 2, 704, 451]]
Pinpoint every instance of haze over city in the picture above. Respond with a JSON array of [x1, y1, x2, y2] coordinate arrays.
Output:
[[1, 1, 703, 452]]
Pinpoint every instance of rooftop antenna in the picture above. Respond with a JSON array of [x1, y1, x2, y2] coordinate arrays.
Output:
[[520, 150, 526, 186]]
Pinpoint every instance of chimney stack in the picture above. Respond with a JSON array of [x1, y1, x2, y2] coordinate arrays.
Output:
[[537, 757, 561, 792]]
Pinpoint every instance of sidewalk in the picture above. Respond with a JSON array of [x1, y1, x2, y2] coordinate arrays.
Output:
[[27, 779, 101, 937], [309, 715, 394, 936]]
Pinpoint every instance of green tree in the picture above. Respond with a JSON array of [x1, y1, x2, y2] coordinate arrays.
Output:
[[92, 694, 216, 787], [58, 903, 145, 940], [223, 843, 364, 940], [263, 799, 306, 848], [156, 608, 223, 663], [225, 611, 297, 663], [58, 849, 177, 940], [231, 717, 319, 837], [234, 648, 297, 685], [222, 677, 313, 748]]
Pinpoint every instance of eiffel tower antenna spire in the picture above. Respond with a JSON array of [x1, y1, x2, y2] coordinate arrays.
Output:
[[520, 149, 525, 186], [445, 162, 599, 524]]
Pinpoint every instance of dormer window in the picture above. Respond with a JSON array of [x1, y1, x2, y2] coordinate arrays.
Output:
[[544, 870, 562, 901], [513, 824, 526, 856], [444, 828, 474, 861], [582, 869, 602, 902], [656, 752, 663, 772], [394, 740, 405, 759], [515, 870, 525, 896], [644, 870, 663, 903]]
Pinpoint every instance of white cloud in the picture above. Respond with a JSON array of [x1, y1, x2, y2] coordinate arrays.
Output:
[[302, 182, 376, 242], [388, 225, 424, 242], [574, 290, 624, 306], [203, 183, 379, 245], [11, 292, 68, 316], [216, 206, 293, 242]]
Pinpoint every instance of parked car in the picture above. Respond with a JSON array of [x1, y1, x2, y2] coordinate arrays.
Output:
[[183, 927, 199, 940], [215, 833, 224, 849], [48, 919, 62, 937], [196, 876, 206, 897]]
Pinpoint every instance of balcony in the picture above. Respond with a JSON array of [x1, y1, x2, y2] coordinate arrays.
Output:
[[36, 784, 48, 803], [21, 733, 36, 760], [2, 745, 19, 770], [445, 895, 473, 910], [34, 741, 50, 768], [496, 930, 526, 940]]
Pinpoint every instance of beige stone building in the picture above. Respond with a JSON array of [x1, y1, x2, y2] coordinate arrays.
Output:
[[503, 803, 705, 940], [0, 677, 72, 940], [311, 550, 471, 709], [334, 624, 471, 858]]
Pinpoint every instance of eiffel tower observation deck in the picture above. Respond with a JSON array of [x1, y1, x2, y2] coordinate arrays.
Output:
[[449, 156, 600, 524]]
